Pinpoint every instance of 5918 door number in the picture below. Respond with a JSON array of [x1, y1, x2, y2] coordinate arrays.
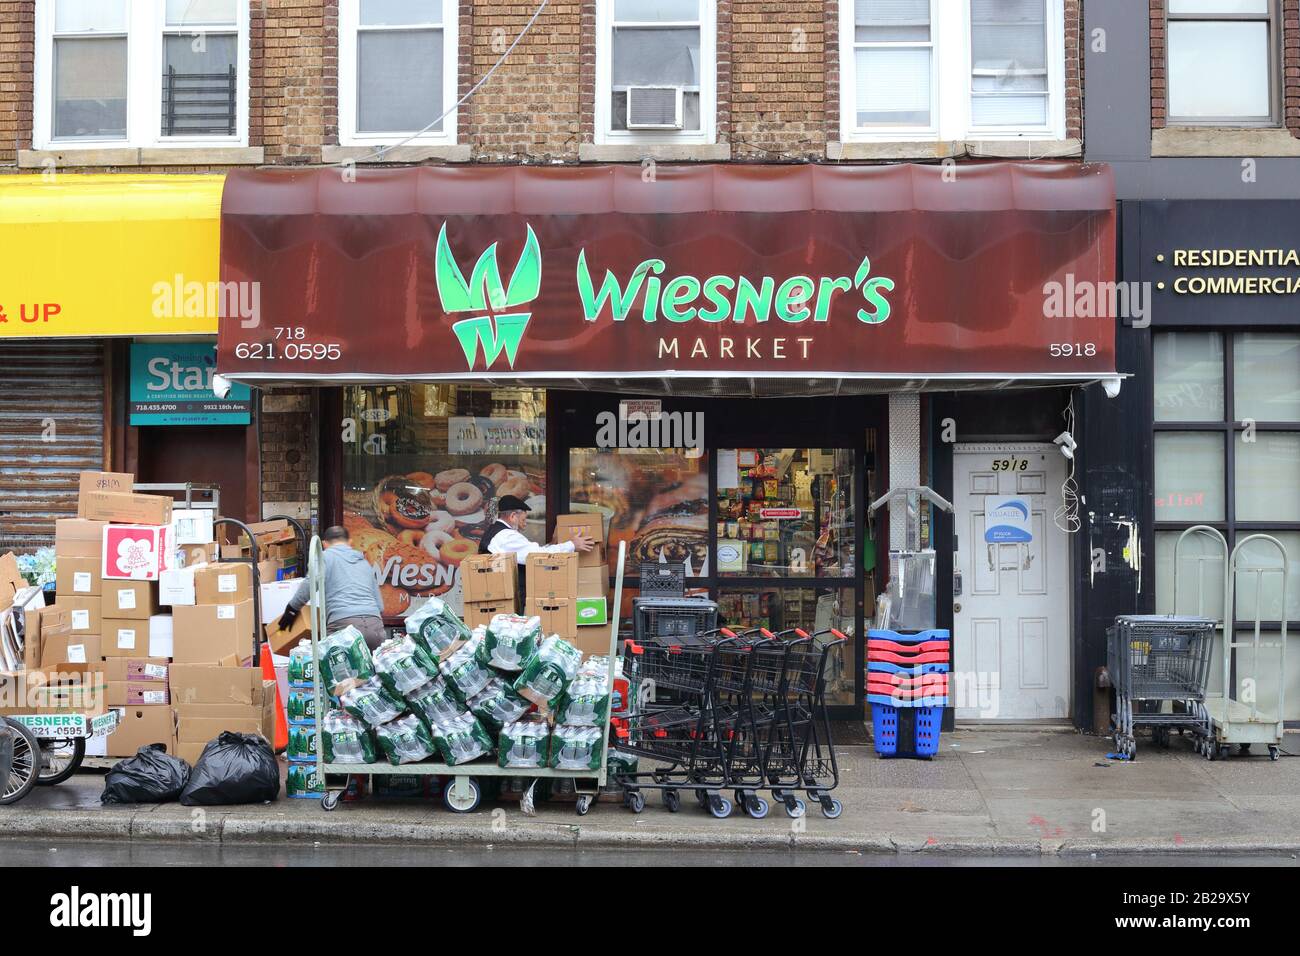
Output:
[[990, 458, 1029, 472]]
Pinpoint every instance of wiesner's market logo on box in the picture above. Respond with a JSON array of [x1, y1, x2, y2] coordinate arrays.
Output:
[[434, 222, 897, 371]]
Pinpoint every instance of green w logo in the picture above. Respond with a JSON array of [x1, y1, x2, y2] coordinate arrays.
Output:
[[434, 223, 542, 370]]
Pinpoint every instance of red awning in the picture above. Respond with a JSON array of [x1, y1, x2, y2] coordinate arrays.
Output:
[[218, 162, 1117, 395]]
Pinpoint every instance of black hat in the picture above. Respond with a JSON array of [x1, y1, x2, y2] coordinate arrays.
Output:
[[497, 494, 531, 513]]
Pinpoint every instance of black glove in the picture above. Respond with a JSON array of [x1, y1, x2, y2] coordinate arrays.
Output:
[[278, 606, 299, 630]]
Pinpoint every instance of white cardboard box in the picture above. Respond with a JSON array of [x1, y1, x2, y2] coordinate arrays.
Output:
[[148, 614, 174, 658], [260, 579, 306, 625], [158, 566, 196, 606], [170, 508, 215, 546]]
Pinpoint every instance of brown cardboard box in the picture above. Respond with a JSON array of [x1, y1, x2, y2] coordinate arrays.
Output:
[[62, 596, 102, 635], [29, 664, 107, 715], [179, 542, 219, 567], [171, 600, 254, 664], [103, 580, 159, 620], [102, 658, 169, 682], [107, 705, 175, 757], [77, 471, 134, 516], [169, 664, 264, 706], [526, 551, 578, 598], [463, 600, 514, 631], [577, 565, 610, 598], [553, 514, 607, 567], [107, 681, 170, 707], [54, 519, 108, 559], [0, 553, 25, 610], [460, 553, 517, 603], [175, 704, 264, 747], [56, 555, 101, 597], [81, 491, 173, 525], [524, 596, 577, 642], [102, 618, 150, 658], [265, 606, 311, 656], [39, 605, 71, 637], [193, 563, 253, 605], [39, 633, 102, 667]]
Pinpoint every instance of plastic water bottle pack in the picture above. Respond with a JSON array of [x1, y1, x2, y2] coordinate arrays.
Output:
[[482, 614, 542, 671]]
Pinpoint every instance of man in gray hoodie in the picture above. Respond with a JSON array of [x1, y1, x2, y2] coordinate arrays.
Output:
[[282, 525, 386, 649]]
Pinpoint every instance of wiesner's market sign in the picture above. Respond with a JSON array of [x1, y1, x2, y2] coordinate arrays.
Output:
[[218, 163, 1116, 383]]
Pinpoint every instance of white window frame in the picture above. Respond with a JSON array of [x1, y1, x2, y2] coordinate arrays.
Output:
[[33, 0, 250, 150], [839, 0, 1066, 143], [338, 0, 459, 147], [594, 0, 717, 146]]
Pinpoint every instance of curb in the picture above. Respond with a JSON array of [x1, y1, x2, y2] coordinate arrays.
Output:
[[3, 809, 1298, 856]]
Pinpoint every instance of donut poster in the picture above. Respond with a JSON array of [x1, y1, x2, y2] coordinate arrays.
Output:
[[342, 388, 547, 618]]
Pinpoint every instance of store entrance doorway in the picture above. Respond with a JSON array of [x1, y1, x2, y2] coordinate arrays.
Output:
[[557, 393, 886, 717], [952, 443, 1071, 721]]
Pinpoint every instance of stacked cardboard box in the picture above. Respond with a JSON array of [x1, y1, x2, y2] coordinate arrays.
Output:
[[173, 563, 255, 665], [104, 658, 173, 756], [461, 552, 518, 629], [524, 551, 578, 644], [170, 663, 276, 765], [554, 514, 611, 641], [219, 519, 300, 581]]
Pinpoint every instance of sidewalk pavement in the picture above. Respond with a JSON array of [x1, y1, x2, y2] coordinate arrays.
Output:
[[4, 729, 1300, 856]]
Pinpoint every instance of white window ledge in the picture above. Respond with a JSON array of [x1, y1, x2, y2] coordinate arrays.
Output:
[[321, 144, 471, 164], [1151, 126, 1300, 157], [828, 139, 1081, 161], [579, 143, 731, 162], [19, 146, 265, 168]]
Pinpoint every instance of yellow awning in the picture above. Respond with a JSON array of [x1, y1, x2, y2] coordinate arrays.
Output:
[[0, 174, 224, 338]]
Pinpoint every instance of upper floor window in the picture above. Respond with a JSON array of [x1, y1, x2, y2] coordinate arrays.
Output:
[[35, 0, 249, 148], [840, 0, 1065, 142], [1166, 0, 1277, 126], [595, 0, 717, 145], [338, 0, 459, 145]]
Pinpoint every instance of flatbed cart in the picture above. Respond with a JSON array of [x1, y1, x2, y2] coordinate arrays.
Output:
[[310, 537, 627, 815], [1, 710, 119, 805], [1174, 526, 1290, 761]]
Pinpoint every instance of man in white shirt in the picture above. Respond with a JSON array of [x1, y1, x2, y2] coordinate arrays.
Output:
[[479, 494, 594, 563]]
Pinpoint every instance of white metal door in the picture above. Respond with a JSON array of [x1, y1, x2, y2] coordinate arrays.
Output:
[[953, 443, 1070, 720]]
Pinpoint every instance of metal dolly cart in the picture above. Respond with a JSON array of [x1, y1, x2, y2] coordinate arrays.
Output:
[[1173, 526, 1290, 761], [310, 537, 626, 815], [1, 711, 118, 805], [1106, 615, 1213, 760]]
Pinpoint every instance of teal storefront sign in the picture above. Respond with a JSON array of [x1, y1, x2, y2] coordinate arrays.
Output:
[[129, 343, 251, 425]]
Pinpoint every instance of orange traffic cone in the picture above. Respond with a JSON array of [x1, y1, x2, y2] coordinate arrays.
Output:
[[260, 641, 289, 752]]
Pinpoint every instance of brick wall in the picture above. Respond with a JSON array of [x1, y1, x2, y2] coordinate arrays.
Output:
[[0, 0, 33, 164], [258, 0, 331, 162], [468, 0, 583, 162], [1152, 0, 1300, 137], [731, 1, 823, 161], [259, 389, 316, 521]]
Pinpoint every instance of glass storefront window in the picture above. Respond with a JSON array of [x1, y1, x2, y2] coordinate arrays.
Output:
[[716, 586, 857, 706], [569, 448, 709, 577], [714, 448, 855, 578], [1153, 331, 1224, 422], [1154, 432, 1225, 521], [1233, 531, 1300, 624], [1235, 432, 1300, 523], [1234, 332, 1300, 423], [1154, 529, 1226, 619], [343, 385, 546, 615]]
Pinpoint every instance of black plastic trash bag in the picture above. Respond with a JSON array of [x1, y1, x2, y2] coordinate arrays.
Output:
[[179, 732, 280, 806], [101, 744, 191, 805]]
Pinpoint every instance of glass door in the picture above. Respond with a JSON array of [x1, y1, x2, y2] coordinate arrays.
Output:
[[713, 448, 860, 708]]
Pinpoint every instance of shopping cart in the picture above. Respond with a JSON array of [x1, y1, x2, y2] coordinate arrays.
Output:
[[613, 625, 846, 820], [1106, 614, 1214, 760]]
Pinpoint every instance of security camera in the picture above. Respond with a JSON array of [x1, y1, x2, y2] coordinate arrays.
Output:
[[212, 374, 232, 400], [1053, 430, 1077, 461], [1103, 377, 1122, 399]]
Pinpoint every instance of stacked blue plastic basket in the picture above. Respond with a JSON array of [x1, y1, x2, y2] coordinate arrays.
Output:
[[867, 629, 950, 759]]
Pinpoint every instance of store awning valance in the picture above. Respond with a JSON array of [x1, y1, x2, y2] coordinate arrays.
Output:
[[217, 162, 1117, 393], [0, 174, 225, 339]]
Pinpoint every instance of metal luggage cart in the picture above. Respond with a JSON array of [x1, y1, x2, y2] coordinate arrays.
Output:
[[311, 537, 626, 815], [1106, 615, 1214, 760], [1173, 526, 1290, 761]]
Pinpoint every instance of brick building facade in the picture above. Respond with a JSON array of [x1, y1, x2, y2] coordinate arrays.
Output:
[[1, 0, 1088, 524]]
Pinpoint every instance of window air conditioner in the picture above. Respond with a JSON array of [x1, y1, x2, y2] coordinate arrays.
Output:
[[626, 86, 683, 130]]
